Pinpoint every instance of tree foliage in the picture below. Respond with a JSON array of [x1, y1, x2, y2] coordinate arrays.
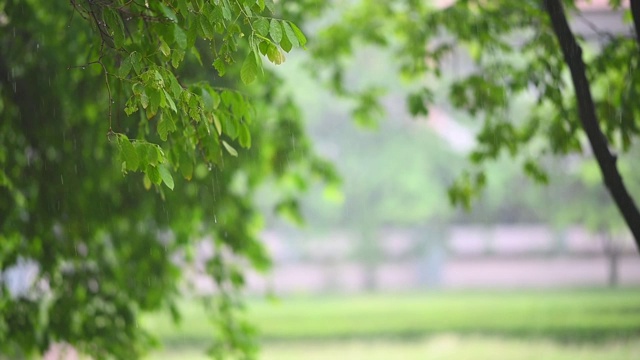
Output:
[[0, 0, 334, 358], [3, 0, 640, 358], [305, 0, 640, 247]]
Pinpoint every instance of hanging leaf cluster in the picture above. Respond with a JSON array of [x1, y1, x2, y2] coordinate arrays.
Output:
[[71, 0, 307, 190]]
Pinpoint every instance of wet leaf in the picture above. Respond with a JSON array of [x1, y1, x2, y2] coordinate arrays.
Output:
[[240, 52, 259, 84], [158, 164, 175, 190], [222, 140, 238, 156]]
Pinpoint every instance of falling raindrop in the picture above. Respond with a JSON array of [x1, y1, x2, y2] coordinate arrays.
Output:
[[208, 163, 213, 171], [60, 175, 64, 185], [214, 215, 217, 223]]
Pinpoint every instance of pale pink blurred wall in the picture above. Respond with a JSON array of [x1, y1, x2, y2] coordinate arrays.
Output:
[[240, 226, 640, 295]]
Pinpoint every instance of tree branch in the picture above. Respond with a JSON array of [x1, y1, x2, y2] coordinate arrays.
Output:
[[543, 0, 640, 250], [630, 0, 640, 50]]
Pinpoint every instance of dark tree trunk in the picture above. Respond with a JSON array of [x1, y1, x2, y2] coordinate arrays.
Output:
[[542, 0, 640, 251], [630, 0, 640, 50]]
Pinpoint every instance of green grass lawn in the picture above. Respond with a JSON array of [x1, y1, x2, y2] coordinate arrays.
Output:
[[149, 335, 640, 360], [143, 288, 640, 359]]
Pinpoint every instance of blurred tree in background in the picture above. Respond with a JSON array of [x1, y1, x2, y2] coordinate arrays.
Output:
[[307, 0, 640, 248]]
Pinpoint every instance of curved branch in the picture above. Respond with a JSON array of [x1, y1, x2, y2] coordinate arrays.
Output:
[[630, 0, 640, 50], [543, 0, 640, 250]]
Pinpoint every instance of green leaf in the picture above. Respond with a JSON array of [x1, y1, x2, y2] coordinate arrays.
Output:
[[264, 0, 276, 13], [238, 123, 251, 148], [281, 21, 299, 48], [240, 52, 259, 85], [124, 97, 138, 115], [166, 71, 183, 97], [157, 115, 176, 141], [152, 69, 164, 86], [131, 52, 143, 75], [135, 142, 148, 164], [266, 44, 285, 64], [221, 114, 238, 139], [243, 4, 253, 17], [147, 165, 161, 185], [119, 135, 139, 171], [147, 145, 160, 165], [147, 87, 162, 113], [213, 58, 226, 76], [103, 8, 125, 48], [210, 90, 221, 109], [158, 118, 169, 141], [143, 173, 152, 189], [524, 159, 549, 184], [159, 40, 171, 57], [213, 114, 222, 135], [158, 164, 175, 190], [288, 22, 307, 47], [140, 91, 149, 109], [253, 18, 270, 37], [221, 0, 232, 20], [163, 89, 177, 112], [201, 89, 214, 112], [222, 140, 238, 157], [221, 90, 236, 108], [187, 18, 199, 47], [118, 54, 133, 78], [275, 198, 304, 225], [172, 49, 184, 68], [177, 0, 189, 15], [407, 90, 430, 116], [159, 3, 177, 22], [132, 82, 144, 95], [199, 16, 214, 39], [269, 19, 283, 44], [173, 25, 187, 50], [280, 33, 292, 52], [259, 40, 269, 55]]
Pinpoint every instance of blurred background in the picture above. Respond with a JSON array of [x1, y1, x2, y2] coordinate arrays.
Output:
[[139, 2, 640, 359]]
